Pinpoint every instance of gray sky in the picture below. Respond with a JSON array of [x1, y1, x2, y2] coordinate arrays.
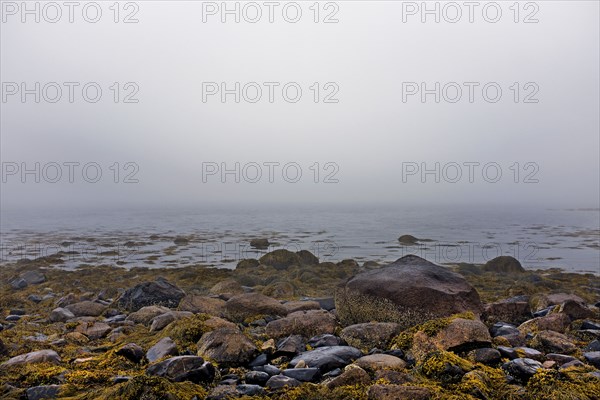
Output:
[[1, 1, 599, 209]]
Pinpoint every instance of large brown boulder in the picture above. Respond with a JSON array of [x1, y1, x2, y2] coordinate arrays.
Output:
[[197, 328, 257, 367], [225, 293, 287, 322], [336, 255, 483, 327], [266, 310, 337, 338]]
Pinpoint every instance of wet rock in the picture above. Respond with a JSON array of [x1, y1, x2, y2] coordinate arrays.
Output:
[[585, 339, 600, 352], [116, 343, 145, 363], [210, 279, 245, 296], [259, 249, 302, 270], [236, 384, 265, 397], [146, 355, 215, 383], [9, 277, 27, 290], [118, 278, 185, 312], [173, 236, 189, 245], [150, 311, 193, 332], [146, 337, 178, 363], [28, 294, 43, 303], [308, 334, 343, 348], [340, 322, 400, 350], [197, 328, 258, 367], [530, 330, 577, 354], [484, 298, 531, 325], [468, 348, 501, 365], [26, 385, 61, 400], [265, 375, 301, 389], [21, 270, 46, 284], [558, 300, 596, 320], [1, 350, 61, 367], [313, 297, 336, 311], [276, 335, 305, 356], [518, 313, 571, 334], [245, 370, 270, 385], [250, 238, 270, 249], [65, 301, 106, 317], [296, 250, 319, 266], [584, 351, 600, 368], [497, 346, 517, 359], [546, 353, 578, 365], [559, 360, 585, 370], [514, 347, 544, 361], [253, 364, 281, 376], [248, 354, 268, 368], [266, 310, 336, 338], [502, 358, 542, 383], [178, 295, 225, 316], [398, 235, 419, 245], [368, 384, 433, 400], [281, 367, 321, 382], [355, 354, 406, 371], [582, 321, 600, 330], [336, 255, 482, 327], [282, 300, 321, 313], [225, 293, 287, 322], [289, 346, 362, 372], [5, 315, 21, 322], [126, 305, 171, 325], [490, 322, 520, 337], [483, 256, 525, 273], [73, 321, 109, 340]]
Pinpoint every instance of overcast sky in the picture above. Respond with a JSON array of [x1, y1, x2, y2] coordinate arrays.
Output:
[[1, 1, 599, 209]]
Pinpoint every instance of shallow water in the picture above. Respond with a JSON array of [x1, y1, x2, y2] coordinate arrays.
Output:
[[1, 205, 598, 274]]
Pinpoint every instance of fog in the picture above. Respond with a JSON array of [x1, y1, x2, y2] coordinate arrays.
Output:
[[1, 1, 599, 210]]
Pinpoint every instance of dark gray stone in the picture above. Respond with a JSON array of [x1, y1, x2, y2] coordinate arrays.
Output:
[[282, 368, 321, 382], [502, 358, 542, 383], [118, 278, 185, 312], [265, 375, 301, 389], [146, 356, 215, 383], [26, 385, 60, 400], [289, 346, 362, 372], [308, 334, 343, 348]]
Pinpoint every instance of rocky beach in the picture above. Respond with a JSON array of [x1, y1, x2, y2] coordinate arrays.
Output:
[[1, 243, 599, 400]]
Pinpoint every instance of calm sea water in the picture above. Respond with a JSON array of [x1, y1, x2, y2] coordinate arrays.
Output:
[[1, 205, 598, 274]]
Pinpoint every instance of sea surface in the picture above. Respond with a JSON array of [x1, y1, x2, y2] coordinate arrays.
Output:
[[1, 205, 599, 274]]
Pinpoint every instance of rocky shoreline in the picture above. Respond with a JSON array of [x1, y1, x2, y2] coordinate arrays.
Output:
[[1, 250, 599, 399]]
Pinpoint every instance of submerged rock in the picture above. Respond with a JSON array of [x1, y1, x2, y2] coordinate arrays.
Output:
[[483, 256, 525, 273], [336, 255, 482, 327]]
